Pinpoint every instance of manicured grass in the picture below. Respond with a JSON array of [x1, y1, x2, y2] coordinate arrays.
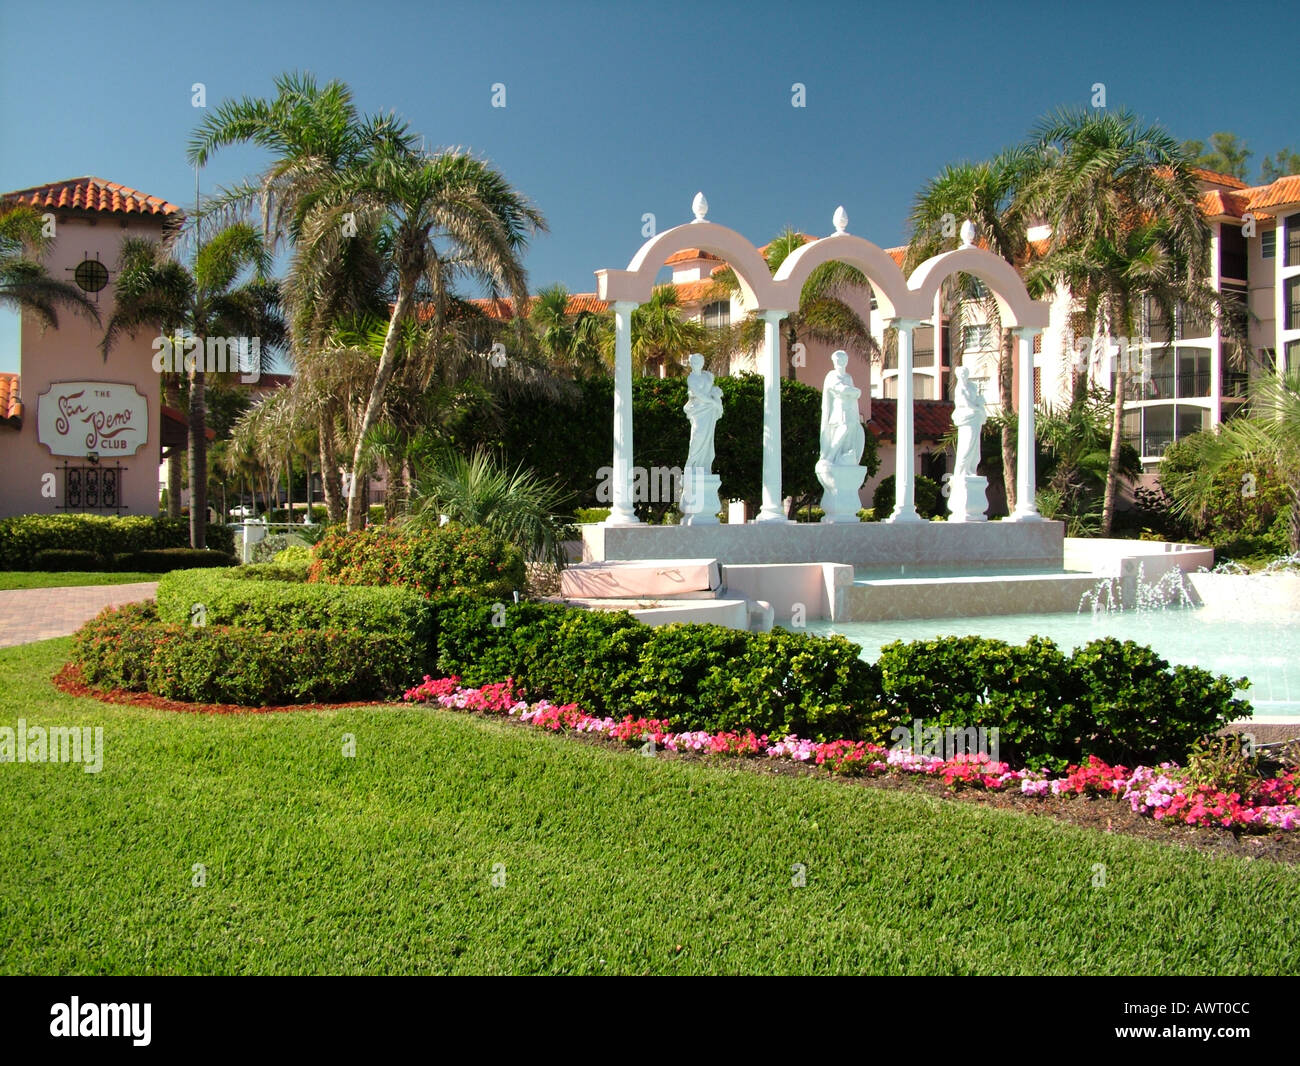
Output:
[[0, 571, 157, 590], [1, 638, 1298, 975]]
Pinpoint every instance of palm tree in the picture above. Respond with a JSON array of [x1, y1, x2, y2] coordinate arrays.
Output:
[[187, 72, 417, 523], [295, 145, 546, 531], [102, 223, 284, 547], [530, 283, 608, 374], [1165, 370, 1300, 553], [0, 203, 100, 327], [1026, 107, 1212, 534], [710, 227, 876, 379], [905, 149, 1045, 511], [616, 284, 710, 376], [407, 447, 573, 568]]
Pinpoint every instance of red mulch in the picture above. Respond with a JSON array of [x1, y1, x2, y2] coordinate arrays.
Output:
[[51, 663, 390, 716]]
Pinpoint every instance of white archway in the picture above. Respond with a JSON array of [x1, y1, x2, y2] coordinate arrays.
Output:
[[905, 233, 1051, 520]]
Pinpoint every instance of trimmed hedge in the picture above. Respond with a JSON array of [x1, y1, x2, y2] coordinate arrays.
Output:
[[877, 635, 1248, 771], [114, 548, 238, 573], [0, 514, 233, 570], [32, 549, 105, 571], [71, 602, 419, 704], [310, 522, 525, 600], [156, 567, 436, 653], [433, 603, 890, 742]]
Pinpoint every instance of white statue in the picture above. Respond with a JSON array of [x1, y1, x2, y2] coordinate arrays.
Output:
[[683, 353, 723, 472], [951, 365, 986, 478], [815, 350, 868, 523], [819, 350, 865, 467]]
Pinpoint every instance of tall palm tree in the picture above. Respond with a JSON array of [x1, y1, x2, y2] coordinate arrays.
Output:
[[1026, 107, 1212, 534], [1165, 370, 1300, 553], [102, 223, 284, 547], [530, 283, 608, 374], [0, 203, 100, 327], [187, 72, 417, 522], [296, 145, 546, 530], [905, 149, 1045, 511], [710, 227, 876, 379], [609, 284, 710, 376]]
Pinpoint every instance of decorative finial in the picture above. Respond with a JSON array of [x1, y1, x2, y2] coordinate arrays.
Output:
[[959, 219, 976, 248], [692, 192, 708, 223], [833, 206, 848, 234]]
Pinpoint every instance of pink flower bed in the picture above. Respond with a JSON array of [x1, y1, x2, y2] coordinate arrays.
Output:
[[402, 676, 1300, 832]]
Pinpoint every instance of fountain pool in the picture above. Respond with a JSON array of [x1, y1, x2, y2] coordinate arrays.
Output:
[[806, 607, 1300, 721]]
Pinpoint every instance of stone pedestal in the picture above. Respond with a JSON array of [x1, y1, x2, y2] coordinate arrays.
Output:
[[947, 474, 989, 523], [817, 463, 868, 523], [681, 470, 722, 525]]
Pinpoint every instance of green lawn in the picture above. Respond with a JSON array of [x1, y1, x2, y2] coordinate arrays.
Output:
[[0, 571, 157, 590], [2, 637, 1297, 975]]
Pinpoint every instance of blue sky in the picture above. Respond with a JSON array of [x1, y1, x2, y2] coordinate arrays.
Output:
[[2, 0, 1297, 372]]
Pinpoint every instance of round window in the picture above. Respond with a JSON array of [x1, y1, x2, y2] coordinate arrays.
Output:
[[74, 259, 109, 293]]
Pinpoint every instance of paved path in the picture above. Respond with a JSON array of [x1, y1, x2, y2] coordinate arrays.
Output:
[[0, 582, 158, 648]]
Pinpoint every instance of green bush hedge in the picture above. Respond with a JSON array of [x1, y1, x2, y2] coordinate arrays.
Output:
[[0, 514, 233, 570], [433, 602, 892, 741], [310, 522, 525, 600], [156, 567, 436, 653], [113, 548, 238, 573], [32, 549, 106, 571], [877, 635, 1247, 771], [71, 602, 419, 704]]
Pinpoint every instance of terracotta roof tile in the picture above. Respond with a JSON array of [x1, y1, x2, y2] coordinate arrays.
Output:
[[664, 248, 723, 266], [866, 398, 954, 443], [0, 374, 22, 428], [466, 294, 609, 320], [1, 177, 182, 217], [673, 280, 719, 304], [1246, 175, 1300, 213], [1192, 167, 1249, 190], [1199, 189, 1252, 219]]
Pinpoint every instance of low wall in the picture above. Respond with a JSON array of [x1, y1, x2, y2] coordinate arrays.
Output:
[[720, 562, 854, 622], [1063, 537, 1215, 580], [1187, 572, 1300, 617], [585, 519, 1065, 570]]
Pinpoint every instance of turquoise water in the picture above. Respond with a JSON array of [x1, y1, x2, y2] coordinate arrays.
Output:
[[853, 565, 1083, 581], [806, 607, 1300, 719]]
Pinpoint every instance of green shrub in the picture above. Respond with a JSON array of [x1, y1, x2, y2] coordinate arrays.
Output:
[[70, 600, 420, 704], [1067, 638, 1247, 767], [574, 507, 611, 525], [114, 548, 238, 573], [228, 562, 310, 582], [156, 568, 435, 654], [310, 522, 525, 599], [0, 514, 231, 570], [71, 602, 168, 691], [872, 474, 944, 520], [627, 623, 752, 724], [879, 636, 1075, 769], [32, 548, 106, 572], [147, 626, 419, 705], [273, 544, 313, 567]]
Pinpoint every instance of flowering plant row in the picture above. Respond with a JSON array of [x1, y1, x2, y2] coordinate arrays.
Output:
[[402, 676, 1300, 832]]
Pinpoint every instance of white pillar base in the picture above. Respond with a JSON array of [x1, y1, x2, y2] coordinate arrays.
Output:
[[947, 474, 989, 523], [681, 471, 721, 525]]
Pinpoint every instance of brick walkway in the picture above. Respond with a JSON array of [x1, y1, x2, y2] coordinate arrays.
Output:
[[0, 582, 158, 648]]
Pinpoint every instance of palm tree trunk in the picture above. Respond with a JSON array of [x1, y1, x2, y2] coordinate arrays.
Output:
[[346, 283, 414, 531], [999, 328, 1016, 513], [165, 378, 182, 518], [319, 410, 344, 523], [1289, 479, 1300, 554], [188, 370, 208, 549], [1102, 340, 1125, 538], [285, 455, 293, 522]]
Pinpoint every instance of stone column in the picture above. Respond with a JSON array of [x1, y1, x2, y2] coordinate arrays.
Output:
[[605, 299, 640, 525], [887, 318, 922, 522], [1008, 326, 1042, 521], [755, 309, 789, 523]]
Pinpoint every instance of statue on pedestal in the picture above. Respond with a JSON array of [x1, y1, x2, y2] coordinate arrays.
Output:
[[815, 350, 868, 523], [681, 353, 723, 524], [948, 365, 990, 522]]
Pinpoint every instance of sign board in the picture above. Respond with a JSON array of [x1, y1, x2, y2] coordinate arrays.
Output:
[[37, 381, 149, 458]]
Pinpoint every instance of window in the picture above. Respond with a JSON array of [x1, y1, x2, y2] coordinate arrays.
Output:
[[1287, 277, 1300, 332], [1175, 404, 1207, 441], [1219, 224, 1248, 281], [1177, 347, 1213, 398], [1262, 229, 1276, 259], [962, 324, 994, 351], [1288, 215, 1300, 268], [702, 301, 730, 330], [1142, 405, 1174, 458], [1288, 340, 1300, 373]]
